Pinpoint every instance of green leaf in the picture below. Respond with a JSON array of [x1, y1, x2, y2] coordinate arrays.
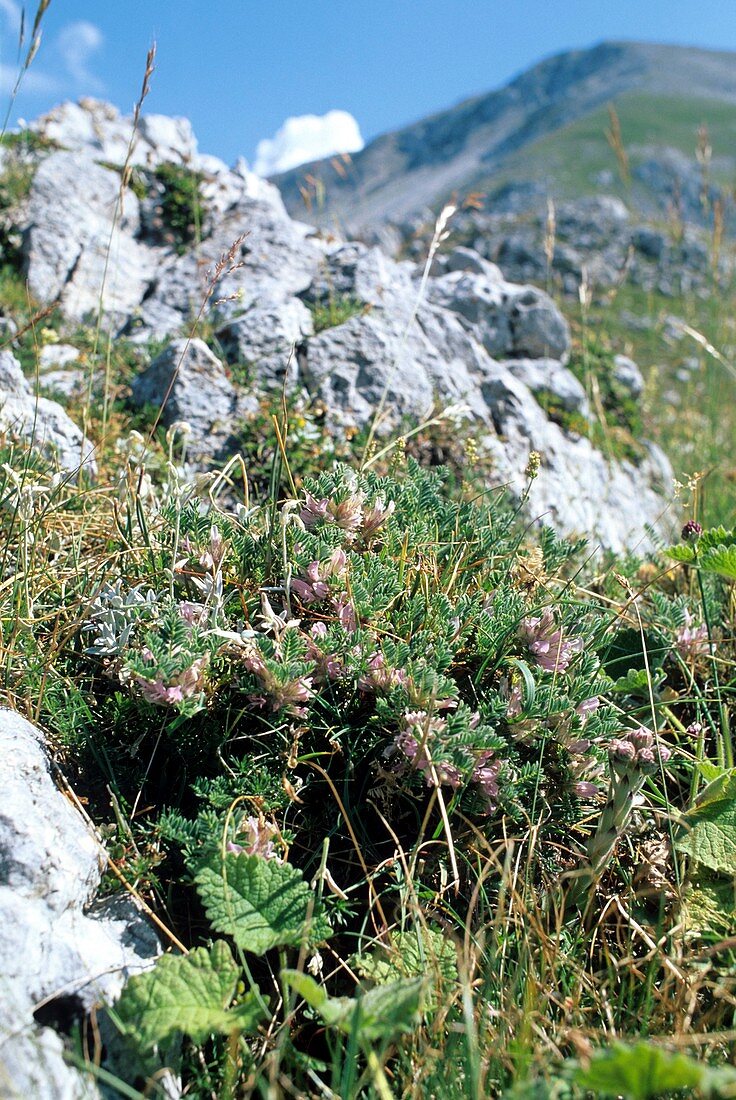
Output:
[[505, 658, 536, 713], [352, 927, 457, 1013], [609, 667, 666, 696], [664, 543, 697, 564], [698, 526, 736, 552], [700, 544, 736, 581], [283, 972, 423, 1044], [675, 768, 736, 873], [281, 969, 327, 1010], [574, 1041, 705, 1098], [682, 872, 736, 938], [114, 941, 263, 1049], [676, 805, 736, 874], [195, 852, 331, 956], [666, 528, 736, 580]]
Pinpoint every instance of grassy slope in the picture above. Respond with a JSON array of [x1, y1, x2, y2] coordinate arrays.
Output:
[[482, 91, 736, 201]]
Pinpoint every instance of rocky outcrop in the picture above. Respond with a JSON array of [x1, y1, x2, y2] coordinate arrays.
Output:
[[401, 194, 720, 300], [0, 350, 95, 474], [25, 152, 156, 323], [0, 709, 161, 1099], [0, 98, 676, 551]]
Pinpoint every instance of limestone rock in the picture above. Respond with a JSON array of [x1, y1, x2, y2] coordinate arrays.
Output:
[[31, 99, 198, 169], [130, 198, 324, 341], [217, 297, 313, 383], [131, 338, 237, 450], [0, 350, 95, 473], [504, 358, 590, 416], [613, 354, 646, 398], [24, 151, 156, 323], [505, 284, 571, 362], [0, 709, 161, 1099]]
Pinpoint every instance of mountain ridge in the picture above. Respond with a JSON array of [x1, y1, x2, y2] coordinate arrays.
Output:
[[273, 40, 736, 231]]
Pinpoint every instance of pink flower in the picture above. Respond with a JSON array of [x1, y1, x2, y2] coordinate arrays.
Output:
[[358, 652, 408, 692], [199, 525, 227, 572], [179, 601, 207, 627], [227, 816, 280, 860], [328, 495, 364, 536], [269, 675, 313, 714], [300, 492, 329, 527], [573, 781, 600, 799], [361, 498, 395, 539], [609, 727, 671, 774], [576, 697, 599, 719], [675, 611, 712, 661], [136, 656, 207, 707], [503, 679, 523, 718], [472, 750, 500, 808], [520, 608, 583, 673], [391, 711, 460, 790], [336, 596, 358, 632], [291, 550, 348, 604]]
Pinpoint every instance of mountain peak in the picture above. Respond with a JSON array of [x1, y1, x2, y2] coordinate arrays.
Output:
[[273, 40, 736, 231]]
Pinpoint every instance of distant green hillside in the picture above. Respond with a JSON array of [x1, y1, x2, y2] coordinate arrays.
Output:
[[484, 92, 736, 203]]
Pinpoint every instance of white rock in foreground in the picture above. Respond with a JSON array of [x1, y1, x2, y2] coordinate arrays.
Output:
[[0, 709, 161, 1098], [0, 350, 96, 474]]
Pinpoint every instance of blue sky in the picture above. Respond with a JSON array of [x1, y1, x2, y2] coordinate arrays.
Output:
[[3, 1, 736, 169]]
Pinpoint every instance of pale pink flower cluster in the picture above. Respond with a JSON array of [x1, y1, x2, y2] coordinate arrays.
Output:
[[290, 549, 359, 633], [306, 622, 345, 681], [227, 816, 280, 860], [609, 726, 672, 775], [237, 641, 314, 715], [358, 652, 409, 693], [179, 601, 208, 627], [136, 656, 208, 707], [300, 491, 395, 542], [391, 709, 501, 809], [291, 549, 347, 603], [199, 525, 227, 572], [576, 696, 599, 720], [674, 610, 712, 661], [504, 680, 524, 718], [520, 608, 583, 673], [472, 750, 500, 810]]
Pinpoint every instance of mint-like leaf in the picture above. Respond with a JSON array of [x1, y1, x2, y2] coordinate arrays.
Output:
[[195, 852, 331, 956], [115, 941, 262, 1048]]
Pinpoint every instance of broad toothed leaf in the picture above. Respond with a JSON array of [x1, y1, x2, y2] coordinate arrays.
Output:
[[114, 941, 263, 1048], [195, 851, 331, 956]]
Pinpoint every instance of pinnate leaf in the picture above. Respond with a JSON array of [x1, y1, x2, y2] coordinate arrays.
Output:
[[114, 940, 263, 1048], [195, 851, 331, 956]]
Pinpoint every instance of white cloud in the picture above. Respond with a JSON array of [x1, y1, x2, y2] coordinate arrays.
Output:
[[0, 0, 21, 35], [0, 65, 60, 96], [254, 110, 364, 177], [0, 3, 105, 100], [55, 20, 104, 92]]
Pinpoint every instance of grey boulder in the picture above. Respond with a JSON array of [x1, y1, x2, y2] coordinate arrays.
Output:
[[613, 354, 646, 399], [425, 270, 571, 362], [504, 358, 590, 417], [24, 151, 156, 323], [131, 338, 237, 451], [0, 350, 95, 474], [0, 709, 161, 1099], [216, 297, 313, 383]]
